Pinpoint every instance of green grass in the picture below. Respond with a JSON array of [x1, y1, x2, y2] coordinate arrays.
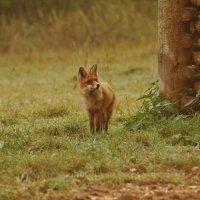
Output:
[[0, 0, 157, 52], [0, 43, 200, 199]]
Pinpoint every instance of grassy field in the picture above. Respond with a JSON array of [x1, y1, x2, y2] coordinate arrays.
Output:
[[0, 0, 157, 52], [0, 1, 199, 199], [0, 42, 200, 200]]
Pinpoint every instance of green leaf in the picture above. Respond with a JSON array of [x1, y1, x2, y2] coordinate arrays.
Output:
[[0, 140, 4, 149], [184, 99, 195, 107], [196, 90, 200, 97], [164, 103, 179, 114]]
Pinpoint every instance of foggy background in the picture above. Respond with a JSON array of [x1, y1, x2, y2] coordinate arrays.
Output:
[[0, 0, 157, 53]]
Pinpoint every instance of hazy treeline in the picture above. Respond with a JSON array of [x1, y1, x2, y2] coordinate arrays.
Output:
[[0, 0, 157, 52]]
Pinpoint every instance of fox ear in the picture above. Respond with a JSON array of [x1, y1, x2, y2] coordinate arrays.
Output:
[[90, 64, 98, 76], [78, 67, 87, 78]]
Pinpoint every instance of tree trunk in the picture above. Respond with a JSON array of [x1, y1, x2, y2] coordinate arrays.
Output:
[[158, 0, 200, 111]]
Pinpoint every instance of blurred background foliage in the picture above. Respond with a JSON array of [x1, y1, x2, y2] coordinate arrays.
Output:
[[0, 0, 157, 53]]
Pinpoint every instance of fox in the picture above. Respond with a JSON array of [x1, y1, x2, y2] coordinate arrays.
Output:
[[78, 64, 115, 133]]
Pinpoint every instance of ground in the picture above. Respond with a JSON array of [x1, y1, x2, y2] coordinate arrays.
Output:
[[0, 43, 199, 200]]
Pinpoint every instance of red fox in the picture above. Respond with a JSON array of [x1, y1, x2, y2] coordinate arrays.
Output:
[[78, 64, 115, 132]]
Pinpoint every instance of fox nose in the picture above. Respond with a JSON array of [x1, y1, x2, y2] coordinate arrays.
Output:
[[96, 84, 100, 89]]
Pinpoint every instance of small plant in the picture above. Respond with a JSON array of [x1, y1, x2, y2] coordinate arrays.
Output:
[[125, 82, 200, 148], [125, 81, 179, 131]]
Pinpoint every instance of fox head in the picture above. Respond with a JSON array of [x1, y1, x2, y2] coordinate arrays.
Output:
[[78, 64, 100, 95]]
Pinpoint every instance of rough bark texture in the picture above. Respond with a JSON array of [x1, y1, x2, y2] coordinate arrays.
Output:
[[159, 0, 200, 111]]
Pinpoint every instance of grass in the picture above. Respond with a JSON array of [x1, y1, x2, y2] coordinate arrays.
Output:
[[0, 43, 200, 199], [0, 0, 157, 52]]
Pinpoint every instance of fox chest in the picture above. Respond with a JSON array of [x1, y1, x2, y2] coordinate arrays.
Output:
[[83, 94, 103, 111]]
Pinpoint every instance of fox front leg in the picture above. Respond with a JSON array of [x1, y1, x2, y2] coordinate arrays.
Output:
[[95, 111, 103, 132], [88, 112, 95, 133], [102, 111, 108, 132]]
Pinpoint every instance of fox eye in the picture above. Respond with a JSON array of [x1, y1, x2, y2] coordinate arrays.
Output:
[[86, 80, 92, 84]]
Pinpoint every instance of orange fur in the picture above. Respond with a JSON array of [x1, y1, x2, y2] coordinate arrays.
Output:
[[78, 64, 115, 132]]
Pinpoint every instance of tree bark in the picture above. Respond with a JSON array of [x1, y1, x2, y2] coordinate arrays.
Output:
[[158, 0, 200, 111]]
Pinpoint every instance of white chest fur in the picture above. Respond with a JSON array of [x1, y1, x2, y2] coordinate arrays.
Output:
[[82, 91, 103, 111]]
